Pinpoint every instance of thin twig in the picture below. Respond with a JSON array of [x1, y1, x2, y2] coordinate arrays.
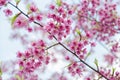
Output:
[[46, 42, 60, 50]]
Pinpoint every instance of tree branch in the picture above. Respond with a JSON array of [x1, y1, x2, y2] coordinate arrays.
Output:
[[8, 2, 43, 27], [8, 2, 109, 80]]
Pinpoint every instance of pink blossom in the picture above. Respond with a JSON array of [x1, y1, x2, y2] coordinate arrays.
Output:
[[29, 15, 34, 22], [3, 8, 12, 16], [29, 3, 37, 12], [0, 0, 6, 6], [35, 13, 42, 21], [17, 40, 49, 73], [14, 15, 28, 28], [90, 42, 96, 47], [68, 62, 84, 76], [69, 40, 87, 59], [65, 56, 70, 60], [104, 54, 115, 64], [17, 51, 23, 58], [49, 4, 55, 10], [27, 27, 33, 32]]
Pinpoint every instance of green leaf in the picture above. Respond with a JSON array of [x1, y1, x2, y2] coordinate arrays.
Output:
[[19, 66, 23, 70], [26, 4, 30, 11], [0, 68, 2, 77], [85, 52, 91, 59], [76, 29, 81, 35], [94, 58, 99, 70], [94, 58, 98, 66], [26, 4, 33, 15], [15, 0, 21, 5], [112, 67, 116, 76], [15, 75, 21, 80], [56, 0, 62, 6], [11, 13, 21, 25]]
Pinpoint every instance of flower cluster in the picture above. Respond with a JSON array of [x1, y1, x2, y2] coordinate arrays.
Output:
[[68, 62, 84, 76], [17, 40, 50, 73], [94, 3, 118, 40], [69, 40, 87, 59], [111, 42, 120, 53], [97, 3, 117, 37], [29, 13, 43, 23], [99, 67, 120, 80], [75, 0, 120, 43], [45, 3, 73, 41]]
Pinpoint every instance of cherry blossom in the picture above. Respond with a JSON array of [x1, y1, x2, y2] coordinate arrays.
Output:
[[3, 8, 12, 16], [1, 0, 120, 80], [13, 15, 28, 28], [0, 0, 6, 6]]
